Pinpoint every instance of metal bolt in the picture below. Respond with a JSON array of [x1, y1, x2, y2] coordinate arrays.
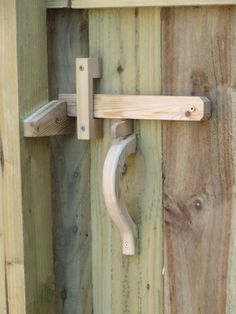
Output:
[[80, 125, 86, 132]]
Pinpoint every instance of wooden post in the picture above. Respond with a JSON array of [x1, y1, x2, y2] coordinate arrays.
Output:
[[0, 1, 55, 313]]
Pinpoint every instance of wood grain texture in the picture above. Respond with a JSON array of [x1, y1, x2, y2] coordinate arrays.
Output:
[[76, 58, 103, 139], [94, 94, 211, 121], [47, 0, 69, 8], [162, 6, 236, 314], [111, 120, 133, 139], [90, 8, 163, 314], [59, 93, 211, 121], [47, 9, 93, 314], [103, 133, 138, 255], [24, 100, 75, 137], [0, 0, 56, 313], [71, 0, 236, 8]]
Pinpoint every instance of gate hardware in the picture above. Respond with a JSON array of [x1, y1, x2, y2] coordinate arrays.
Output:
[[23, 58, 211, 255], [24, 58, 211, 138], [103, 120, 137, 255]]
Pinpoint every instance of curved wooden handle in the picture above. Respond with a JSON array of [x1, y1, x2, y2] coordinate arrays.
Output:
[[103, 134, 137, 255]]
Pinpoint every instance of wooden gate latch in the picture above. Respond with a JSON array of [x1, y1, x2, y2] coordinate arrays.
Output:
[[24, 58, 211, 255]]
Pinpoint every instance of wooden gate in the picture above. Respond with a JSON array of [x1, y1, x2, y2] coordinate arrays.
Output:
[[1, 1, 236, 313]]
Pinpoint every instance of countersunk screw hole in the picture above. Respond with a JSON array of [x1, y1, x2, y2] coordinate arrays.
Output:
[[190, 106, 196, 112], [124, 241, 128, 248], [80, 125, 86, 132], [79, 65, 84, 71]]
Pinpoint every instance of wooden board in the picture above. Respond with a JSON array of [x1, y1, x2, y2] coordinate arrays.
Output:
[[59, 93, 211, 121], [71, 0, 236, 8], [47, 0, 69, 8], [24, 100, 75, 137], [89, 8, 163, 314], [76, 58, 103, 139], [47, 9, 93, 314], [94, 95, 210, 120], [163, 6, 236, 313], [0, 0, 55, 313]]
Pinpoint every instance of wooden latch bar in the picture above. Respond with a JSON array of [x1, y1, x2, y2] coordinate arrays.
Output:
[[24, 58, 211, 138], [23, 57, 212, 255]]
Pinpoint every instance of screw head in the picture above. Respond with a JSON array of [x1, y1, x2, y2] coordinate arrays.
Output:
[[80, 125, 86, 132], [79, 65, 84, 71], [185, 111, 191, 117]]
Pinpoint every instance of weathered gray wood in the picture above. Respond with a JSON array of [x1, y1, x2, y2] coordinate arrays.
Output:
[[47, 9, 92, 314]]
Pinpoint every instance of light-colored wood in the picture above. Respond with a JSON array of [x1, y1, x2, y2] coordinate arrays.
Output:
[[163, 7, 236, 313], [77, 58, 103, 140], [0, 141, 6, 313], [111, 120, 133, 139], [71, 0, 236, 8], [24, 100, 75, 137], [0, 0, 56, 313], [25, 91, 210, 137], [90, 8, 163, 313], [61, 93, 211, 121], [59, 93, 77, 116], [47, 9, 93, 313], [94, 94, 211, 121], [26, 93, 210, 137], [47, 0, 69, 8], [103, 133, 137, 255]]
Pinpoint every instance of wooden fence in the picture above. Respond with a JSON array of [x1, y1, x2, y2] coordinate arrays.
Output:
[[1, 1, 236, 313]]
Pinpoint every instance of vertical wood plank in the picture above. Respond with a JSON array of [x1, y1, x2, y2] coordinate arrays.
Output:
[[0, 8, 7, 306], [0, 0, 55, 313], [163, 6, 236, 314], [47, 9, 93, 314], [89, 8, 163, 314]]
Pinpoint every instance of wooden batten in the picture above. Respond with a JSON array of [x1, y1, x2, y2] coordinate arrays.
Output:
[[62, 93, 211, 120], [24, 93, 211, 137], [93, 94, 211, 121], [72, 0, 236, 8], [47, 0, 69, 8], [46, 0, 236, 8]]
